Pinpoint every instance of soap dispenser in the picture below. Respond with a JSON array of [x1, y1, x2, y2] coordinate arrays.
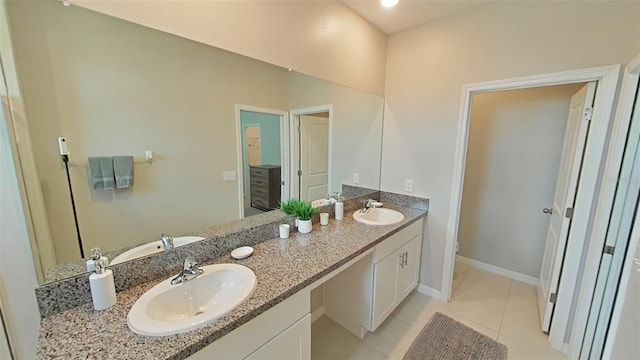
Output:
[[86, 247, 108, 272], [89, 258, 116, 311], [334, 192, 344, 220]]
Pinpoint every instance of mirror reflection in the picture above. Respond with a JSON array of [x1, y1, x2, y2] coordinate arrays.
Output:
[[7, 1, 383, 283]]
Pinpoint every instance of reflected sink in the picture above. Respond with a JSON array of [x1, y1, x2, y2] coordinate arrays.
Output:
[[353, 208, 405, 226], [127, 263, 256, 336], [110, 236, 205, 265]]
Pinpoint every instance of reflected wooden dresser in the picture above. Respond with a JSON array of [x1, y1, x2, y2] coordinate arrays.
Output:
[[249, 165, 281, 211]]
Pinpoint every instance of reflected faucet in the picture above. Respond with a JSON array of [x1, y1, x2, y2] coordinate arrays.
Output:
[[160, 233, 174, 250], [171, 257, 204, 285]]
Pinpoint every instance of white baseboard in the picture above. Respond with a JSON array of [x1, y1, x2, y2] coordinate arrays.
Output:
[[311, 306, 325, 323], [417, 283, 441, 300], [456, 255, 540, 286]]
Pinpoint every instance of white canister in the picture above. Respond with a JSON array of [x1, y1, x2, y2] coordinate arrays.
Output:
[[320, 213, 329, 225], [89, 260, 116, 311], [335, 202, 344, 220], [279, 224, 290, 238], [298, 219, 312, 234]]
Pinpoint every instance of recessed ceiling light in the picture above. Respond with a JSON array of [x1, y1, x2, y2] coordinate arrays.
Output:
[[380, 0, 398, 8]]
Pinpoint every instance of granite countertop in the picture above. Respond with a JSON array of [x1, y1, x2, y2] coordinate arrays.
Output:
[[36, 204, 426, 360]]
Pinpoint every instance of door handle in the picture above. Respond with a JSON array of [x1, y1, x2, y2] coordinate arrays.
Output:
[[403, 252, 408, 267], [399, 254, 404, 268], [543, 208, 554, 215]]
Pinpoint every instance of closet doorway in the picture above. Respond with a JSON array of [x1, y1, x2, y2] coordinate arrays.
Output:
[[442, 65, 622, 353], [453, 82, 588, 332]]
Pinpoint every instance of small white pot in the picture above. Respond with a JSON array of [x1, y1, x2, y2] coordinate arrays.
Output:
[[298, 219, 312, 234]]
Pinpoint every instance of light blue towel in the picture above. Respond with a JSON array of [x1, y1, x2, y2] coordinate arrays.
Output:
[[87, 157, 114, 191], [113, 155, 134, 189]]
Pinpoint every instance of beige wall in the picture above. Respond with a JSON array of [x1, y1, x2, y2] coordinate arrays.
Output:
[[8, 2, 289, 262], [0, 1, 40, 357], [459, 84, 583, 277], [382, 1, 640, 291], [288, 72, 384, 194], [72, 0, 388, 96]]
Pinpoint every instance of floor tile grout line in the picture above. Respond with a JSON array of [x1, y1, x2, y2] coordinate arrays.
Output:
[[497, 279, 513, 339]]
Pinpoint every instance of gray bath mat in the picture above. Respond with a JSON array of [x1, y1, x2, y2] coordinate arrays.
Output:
[[403, 312, 508, 360]]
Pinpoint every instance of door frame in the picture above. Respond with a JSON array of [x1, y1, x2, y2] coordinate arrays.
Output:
[[587, 54, 640, 358], [288, 105, 333, 200], [234, 105, 289, 219], [442, 65, 622, 354]]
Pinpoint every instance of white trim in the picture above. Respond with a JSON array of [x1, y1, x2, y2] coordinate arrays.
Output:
[[456, 255, 540, 287], [441, 65, 623, 354], [311, 306, 325, 323], [580, 54, 640, 358], [416, 283, 441, 300], [234, 105, 289, 219], [288, 105, 333, 199]]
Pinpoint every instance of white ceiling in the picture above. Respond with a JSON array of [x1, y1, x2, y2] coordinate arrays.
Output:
[[341, 0, 485, 35]]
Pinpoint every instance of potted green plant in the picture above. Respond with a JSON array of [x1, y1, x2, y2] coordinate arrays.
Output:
[[280, 199, 302, 227], [291, 200, 319, 234]]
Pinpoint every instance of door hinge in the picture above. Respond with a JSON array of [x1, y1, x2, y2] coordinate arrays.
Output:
[[604, 245, 615, 255], [297, 125, 301, 133], [297, 170, 302, 176], [584, 107, 593, 121], [550, 292, 557, 304], [565, 207, 574, 219]]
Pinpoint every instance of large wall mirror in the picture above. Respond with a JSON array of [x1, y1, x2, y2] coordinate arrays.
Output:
[[7, 1, 384, 284]]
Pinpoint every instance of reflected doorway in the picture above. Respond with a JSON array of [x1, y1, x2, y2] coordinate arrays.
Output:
[[236, 106, 289, 218], [290, 106, 331, 202]]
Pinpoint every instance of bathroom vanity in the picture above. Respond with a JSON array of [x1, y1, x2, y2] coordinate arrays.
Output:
[[35, 200, 427, 360]]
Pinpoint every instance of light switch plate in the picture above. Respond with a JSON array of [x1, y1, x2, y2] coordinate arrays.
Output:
[[223, 171, 236, 181], [353, 173, 359, 184]]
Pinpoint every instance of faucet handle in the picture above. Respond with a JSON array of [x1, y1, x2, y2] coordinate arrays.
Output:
[[183, 257, 198, 270]]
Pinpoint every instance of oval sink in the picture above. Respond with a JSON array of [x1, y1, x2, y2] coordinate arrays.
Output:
[[127, 263, 256, 336], [110, 236, 205, 265], [353, 208, 405, 226]]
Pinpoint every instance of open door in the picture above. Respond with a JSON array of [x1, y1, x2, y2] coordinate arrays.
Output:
[[538, 82, 597, 332], [294, 113, 329, 201]]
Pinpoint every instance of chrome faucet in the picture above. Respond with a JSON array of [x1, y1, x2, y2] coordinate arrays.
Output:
[[171, 257, 203, 285], [160, 233, 174, 250], [361, 199, 379, 213]]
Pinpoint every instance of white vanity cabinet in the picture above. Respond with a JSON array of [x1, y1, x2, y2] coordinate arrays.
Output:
[[188, 289, 310, 360], [324, 219, 423, 336], [371, 229, 422, 331]]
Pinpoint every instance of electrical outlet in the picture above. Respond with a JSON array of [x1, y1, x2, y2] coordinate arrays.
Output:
[[405, 179, 413, 192], [223, 171, 236, 181], [353, 172, 359, 184]]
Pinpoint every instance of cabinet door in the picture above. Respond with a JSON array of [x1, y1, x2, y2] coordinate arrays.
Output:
[[371, 249, 402, 330], [246, 314, 311, 360], [396, 235, 421, 303]]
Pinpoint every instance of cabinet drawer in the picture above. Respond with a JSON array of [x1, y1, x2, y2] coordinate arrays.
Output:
[[250, 177, 268, 187], [251, 187, 269, 197], [252, 196, 270, 209], [250, 167, 269, 178]]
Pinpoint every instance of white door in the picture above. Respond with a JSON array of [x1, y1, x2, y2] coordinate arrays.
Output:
[[538, 82, 597, 332], [295, 114, 329, 201]]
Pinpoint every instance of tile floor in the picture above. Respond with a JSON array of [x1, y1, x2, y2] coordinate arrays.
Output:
[[312, 262, 566, 359]]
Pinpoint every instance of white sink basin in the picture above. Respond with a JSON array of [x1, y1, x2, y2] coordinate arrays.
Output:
[[127, 263, 256, 336], [110, 236, 205, 265], [353, 208, 405, 225]]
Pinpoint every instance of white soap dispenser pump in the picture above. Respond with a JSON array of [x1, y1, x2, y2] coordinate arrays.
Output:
[[334, 192, 344, 220], [86, 247, 108, 272], [89, 258, 116, 311]]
